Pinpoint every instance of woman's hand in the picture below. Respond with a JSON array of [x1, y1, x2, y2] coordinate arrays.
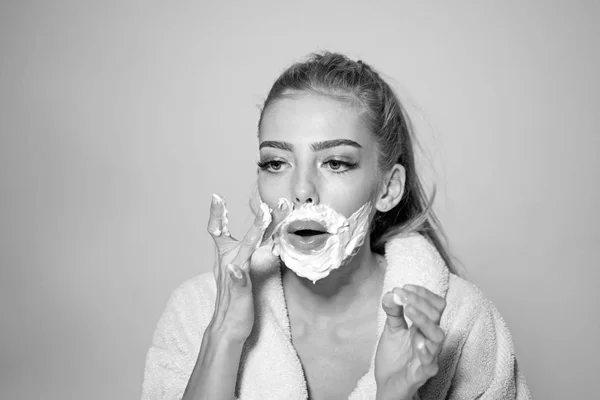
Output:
[[374, 285, 447, 400], [206, 194, 289, 344], [182, 195, 289, 400]]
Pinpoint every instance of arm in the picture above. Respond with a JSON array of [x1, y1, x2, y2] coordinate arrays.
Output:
[[182, 329, 244, 400], [142, 195, 288, 400], [140, 279, 246, 400]]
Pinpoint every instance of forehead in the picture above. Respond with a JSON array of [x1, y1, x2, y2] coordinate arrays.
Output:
[[259, 93, 374, 147]]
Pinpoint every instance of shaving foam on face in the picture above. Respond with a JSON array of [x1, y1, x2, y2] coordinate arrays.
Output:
[[272, 201, 373, 283]]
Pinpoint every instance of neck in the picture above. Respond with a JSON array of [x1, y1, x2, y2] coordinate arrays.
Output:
[[281, 240, 385, 321]]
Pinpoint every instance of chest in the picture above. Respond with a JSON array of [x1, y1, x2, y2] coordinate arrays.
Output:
[[290, 316, 378, 400]]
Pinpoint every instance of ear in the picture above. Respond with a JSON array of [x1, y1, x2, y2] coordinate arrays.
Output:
[[376, 164, 406, 212]]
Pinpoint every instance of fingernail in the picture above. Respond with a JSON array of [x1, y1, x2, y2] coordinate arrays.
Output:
[[398, 289, 410, 303], [227, 264, 243, 280], [277, 198, 289, 212], [393, 293, 404, 306], [213, 193, 225, 206]]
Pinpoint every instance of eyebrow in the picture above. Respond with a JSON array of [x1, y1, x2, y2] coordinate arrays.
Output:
[[259, 139, 362, 151]]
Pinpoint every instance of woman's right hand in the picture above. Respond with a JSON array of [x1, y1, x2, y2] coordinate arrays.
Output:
[[206, 194, 289, 344]]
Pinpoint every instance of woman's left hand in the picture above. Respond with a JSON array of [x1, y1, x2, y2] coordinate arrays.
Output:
[[374, 285, 446, 400]]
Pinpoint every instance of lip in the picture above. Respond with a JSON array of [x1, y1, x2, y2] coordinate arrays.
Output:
[[286, 220, 328, 234], [285, 231, 330, 252]]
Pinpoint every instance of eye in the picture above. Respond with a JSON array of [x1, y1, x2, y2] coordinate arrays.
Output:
[[322, 159, 357, 174], [257, 159, 288, 173], [328, 160, 343, 170], [268, 161, 283, 171]]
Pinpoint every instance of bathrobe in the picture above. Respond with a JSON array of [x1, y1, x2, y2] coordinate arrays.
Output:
[[142, 234, 531, 399]]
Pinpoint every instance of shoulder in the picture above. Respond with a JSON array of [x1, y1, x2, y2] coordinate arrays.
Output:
[[441, 273, 516, 379], [443, 273, 506, 334], [430, 274, 531, 399], [167, 272, 217, 309]]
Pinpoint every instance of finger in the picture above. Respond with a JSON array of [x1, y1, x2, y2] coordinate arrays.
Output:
[[415, 334, 435, 366], [248, 185, 262, 216], [212, 246, 224, 300], [213, 246, 220, 278], [381, 291, 408, 331], [404, 303, 445, 345], [393, 287, 442, 323], [234, 204, 271, 267], [262, 198, 292, 243], [421, 362, 439, 379], [208, 194, 225, 238], [424, 337, 440, 358], [416, 343, 439, 379], [207, 194, 232, 239], [409, 324, 439, 356], [403, 284, 446, 313]]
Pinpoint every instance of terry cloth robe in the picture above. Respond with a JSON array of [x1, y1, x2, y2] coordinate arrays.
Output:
[[142, 233, 531, 399]]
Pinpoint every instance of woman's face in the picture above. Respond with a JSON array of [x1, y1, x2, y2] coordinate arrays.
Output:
[[257, 92, 381, 219]]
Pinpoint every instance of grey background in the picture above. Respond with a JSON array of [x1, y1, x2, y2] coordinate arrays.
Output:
[[1, 1, 598, 399]]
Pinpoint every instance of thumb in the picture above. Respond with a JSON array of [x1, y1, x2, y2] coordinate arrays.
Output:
[[382, 291, 408, 331]]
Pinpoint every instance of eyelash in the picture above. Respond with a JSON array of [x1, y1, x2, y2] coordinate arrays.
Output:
[[256, 159, 285, 172], [256, 159, 357, 174], [323, 159, 357, 174]]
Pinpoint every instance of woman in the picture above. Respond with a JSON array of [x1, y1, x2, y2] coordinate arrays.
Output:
[[142, 52, 530, 400]]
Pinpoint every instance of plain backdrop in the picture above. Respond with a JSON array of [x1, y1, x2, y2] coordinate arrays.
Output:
[[1, 1, 599, 399]]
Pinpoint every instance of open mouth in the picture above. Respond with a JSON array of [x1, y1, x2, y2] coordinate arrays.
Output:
[[287, 220, 329, 236], [285, 220, 330, 250], [292, 229, 327, 237]]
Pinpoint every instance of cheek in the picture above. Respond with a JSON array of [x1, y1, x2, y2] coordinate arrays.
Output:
[[257, 174, 287, 209], [256, 176, 270, 205], [326, 178, 380, 219]]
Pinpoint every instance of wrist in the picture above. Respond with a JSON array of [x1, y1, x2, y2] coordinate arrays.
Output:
[[184, 327, 246, 400], [204, 322, 249, 348], [201, 328, 246, 360]]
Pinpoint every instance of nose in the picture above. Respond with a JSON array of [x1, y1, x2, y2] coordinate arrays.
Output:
[[292, 168, 319, 206]]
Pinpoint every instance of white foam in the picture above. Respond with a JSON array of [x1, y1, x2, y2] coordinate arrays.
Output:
[[259, 202, 272, 229], [211, 194, 230, 236], [272, 202, 373, 283]]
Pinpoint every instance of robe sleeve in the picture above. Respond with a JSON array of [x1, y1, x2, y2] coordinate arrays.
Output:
[[448, 299, 531, 400]]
